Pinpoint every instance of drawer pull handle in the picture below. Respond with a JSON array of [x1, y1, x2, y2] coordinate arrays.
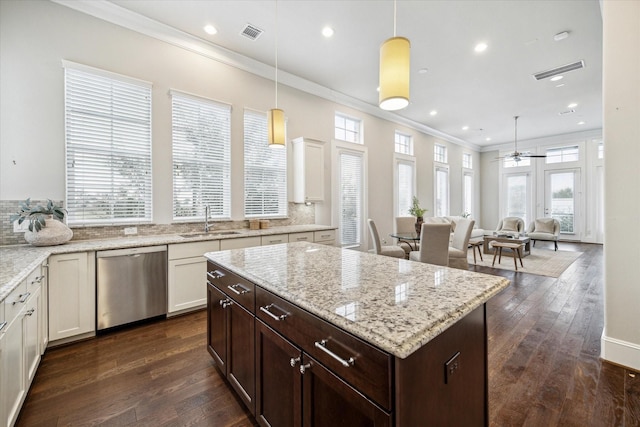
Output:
[[208, 270, 226, 280], [25, 308, 35, 317], [12, 292, 31, 305], [290, 357, 301, 367], [0, 321, 6, 332], [296, 237, 308, 241], [219, 298, 233, 308], [260, 304, 288, 321], [314, 340, 355, 368], [227, 284, 251, 295], [269, 239, 283, 244]]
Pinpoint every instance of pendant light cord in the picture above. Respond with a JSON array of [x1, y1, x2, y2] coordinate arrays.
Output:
[[275, 0, 279, 109], [393, 0, 397, 37], [514, 116, 519, 152]]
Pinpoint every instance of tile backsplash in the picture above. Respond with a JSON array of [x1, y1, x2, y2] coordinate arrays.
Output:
[[0, 200, 315, 246]]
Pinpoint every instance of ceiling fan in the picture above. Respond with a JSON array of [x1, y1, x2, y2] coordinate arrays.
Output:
[[497, 116, 546, 163]]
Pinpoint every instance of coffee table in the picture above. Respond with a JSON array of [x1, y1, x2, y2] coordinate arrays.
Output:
[[483, 234, 531, 257]]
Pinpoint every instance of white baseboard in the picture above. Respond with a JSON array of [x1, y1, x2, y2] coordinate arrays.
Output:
[[601, 334, 640, 371]]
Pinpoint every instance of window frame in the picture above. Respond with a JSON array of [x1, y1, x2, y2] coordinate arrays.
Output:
[[434, 144, 448, 164], [434, 163, 450, 217], [394, 153, 416, 217], [394, 131, 413, 155], [334, 112, 363, 144]]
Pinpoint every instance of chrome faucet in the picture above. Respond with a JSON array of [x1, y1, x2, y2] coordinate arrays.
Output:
[[204, 205, 211, 232]]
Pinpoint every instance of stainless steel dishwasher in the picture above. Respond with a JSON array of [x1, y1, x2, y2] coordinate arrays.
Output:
[[96, 245, 167, 330]]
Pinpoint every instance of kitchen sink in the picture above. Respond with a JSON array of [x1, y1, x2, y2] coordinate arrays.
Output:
[[179, 231, 242, 238]]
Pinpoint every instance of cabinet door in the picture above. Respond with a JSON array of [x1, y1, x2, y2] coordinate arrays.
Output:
[[48, 252, 95, 341], [228, 301, 256, 415], [256, 320, 302, 427], [302, 354, 391, 427], [168, 257, 207, 313], [23, 287, 41, 385], [207, 283, 227, 372], [2, 314, 25, 427], [39, 261, 49, 354]]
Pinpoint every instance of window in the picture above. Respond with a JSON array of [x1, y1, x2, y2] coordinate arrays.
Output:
[[434, 165, 449, 217], [395, 157, 415, 216], [434, 144, 447, 163], [504, 173, 529, 225], [546, 145, 579, 164], [64, 62, 152, 225], [503, 157, 530, 168], [335, 113, 362, 144], [395, 131, 413, 155], [171, 91, 231, 220], [463, 153, 473, 169], [597, 141, 604, 159], [336, 147, 365, 247], [244, 109, 287, 218], [463, 171, 473, 217]]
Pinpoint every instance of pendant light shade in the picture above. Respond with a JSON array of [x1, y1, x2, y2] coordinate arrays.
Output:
[[379, 36, 410, 111], [268, 108, 285, 147]]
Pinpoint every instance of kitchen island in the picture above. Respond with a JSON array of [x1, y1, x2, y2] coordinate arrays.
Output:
[[205, 242, 510, 427]]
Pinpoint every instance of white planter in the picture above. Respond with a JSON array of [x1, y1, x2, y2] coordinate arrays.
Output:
[[24, 217, 73, 246]]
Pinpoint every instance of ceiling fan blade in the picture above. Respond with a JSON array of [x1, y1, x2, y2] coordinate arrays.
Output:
[[521, 154, 547, 158]]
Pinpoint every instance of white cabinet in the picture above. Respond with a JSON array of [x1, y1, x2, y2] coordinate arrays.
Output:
[[48, 252, 95, 343], [168, 240, 220, 315], [38, 261, 48, 354], [220, 236, 261, 250], [260, 233, 289, 246], [289, 231, 314, 243], [314, 229, 336, 246], [292, 137, 325, 203]]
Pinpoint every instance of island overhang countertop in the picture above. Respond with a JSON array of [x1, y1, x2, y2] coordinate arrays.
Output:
[[205, 241, 510, 359]]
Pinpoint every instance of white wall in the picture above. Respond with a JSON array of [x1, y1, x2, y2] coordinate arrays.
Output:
[[601, 0, 640, 371], [0, 0, 479, 249]]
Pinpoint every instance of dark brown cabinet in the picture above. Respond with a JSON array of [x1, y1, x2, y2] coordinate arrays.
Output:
[[206, 269, 255, 415]]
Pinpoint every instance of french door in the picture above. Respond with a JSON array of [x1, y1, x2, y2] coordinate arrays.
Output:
[[544, 169, 581, 238]]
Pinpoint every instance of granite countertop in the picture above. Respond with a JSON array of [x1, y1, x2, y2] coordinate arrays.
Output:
[[0, 224, 335, 302], [205, 242, 510, 359]]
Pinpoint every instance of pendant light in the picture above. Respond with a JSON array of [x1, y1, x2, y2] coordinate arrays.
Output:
[[379, 0, 410, 111], [268, 0, 285, 147]]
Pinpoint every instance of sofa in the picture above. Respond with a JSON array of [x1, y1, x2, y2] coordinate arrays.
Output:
[[425, 216, 484, 240]]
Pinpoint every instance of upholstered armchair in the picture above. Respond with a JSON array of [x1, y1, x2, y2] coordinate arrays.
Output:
[[495, 217, 525, 236], [526, 218, 560, 251]]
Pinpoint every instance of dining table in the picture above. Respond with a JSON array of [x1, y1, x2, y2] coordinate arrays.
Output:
[[389, 232, 420, 252]]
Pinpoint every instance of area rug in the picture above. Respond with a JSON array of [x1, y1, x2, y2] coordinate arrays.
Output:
[[467, 248, 583, 277]]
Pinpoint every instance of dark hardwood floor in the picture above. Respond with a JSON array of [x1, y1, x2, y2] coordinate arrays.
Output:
[[16, 243, 639, 426]]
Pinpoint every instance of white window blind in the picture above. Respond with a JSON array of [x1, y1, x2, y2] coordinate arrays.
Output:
[[463, 171, 473, 217], [396, 158, 415, 216], [172, 92, 231, 220], [244, 110, 287, 218], [434, 165, 449, 217], [339, 151, 363, 246], [64, 64, 152, 225]]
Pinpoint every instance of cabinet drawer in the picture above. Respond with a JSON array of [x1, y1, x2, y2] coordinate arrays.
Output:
[[3, 280, 28, 325], [313, 229, 336, 243], [261, 234, 289, 246], [26, 267, 44, 292], [169, 240, 220, 260], [207, 262, 255, 313], [289, 232, 314, 243], [221, 236, 261, 250], [255, 286, 392, 410]]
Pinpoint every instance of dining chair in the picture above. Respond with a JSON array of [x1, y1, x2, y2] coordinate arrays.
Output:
[[368, 219, 406, 259], [409, 223, 450, 266], [394, 216, 419, 256], [448, 219, 475, 269]]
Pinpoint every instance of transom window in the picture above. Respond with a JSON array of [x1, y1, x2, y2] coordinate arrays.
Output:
[[64, 62, 152, 225], [546, 145, 579, 164], [171, 91, 231, 221], [395, 131, 413, 155], [335, 113, 362, 144], [504, 157, 530, 168], [597, 142, 604, 159], [244, 109, 288, 218], [463, 153, 473, 169], [434, 144, 447, 163]]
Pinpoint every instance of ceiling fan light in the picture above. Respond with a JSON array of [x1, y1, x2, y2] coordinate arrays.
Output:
[[379, 36, 410, 111], [268, 108, 286, 147]]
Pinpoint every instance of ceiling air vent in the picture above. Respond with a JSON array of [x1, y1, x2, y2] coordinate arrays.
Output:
[[559, 109, 576, 115], [533, 60, 585, 80], [240, 24, 264, 41]]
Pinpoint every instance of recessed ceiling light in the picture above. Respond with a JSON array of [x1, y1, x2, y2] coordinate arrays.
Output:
[[462, 126, 469, 131], [554, 31, 570, 42], [577, 121, 585, 125], [556, 84, 565, 87], [376, 86, 380, 92], [204, 25, 217, 35], [430, 110, 437, 116], [322, 26, 334, 38], [567, 103, 578, 108], [474, 42, 488, 53], [550, 75, 564, 82], [485, 137, 491, 142], [418, 68, 428, 74]]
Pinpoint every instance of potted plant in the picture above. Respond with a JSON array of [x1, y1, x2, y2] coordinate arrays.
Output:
[[10, 198, 73, 246], [408, 196, 428, 234]]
